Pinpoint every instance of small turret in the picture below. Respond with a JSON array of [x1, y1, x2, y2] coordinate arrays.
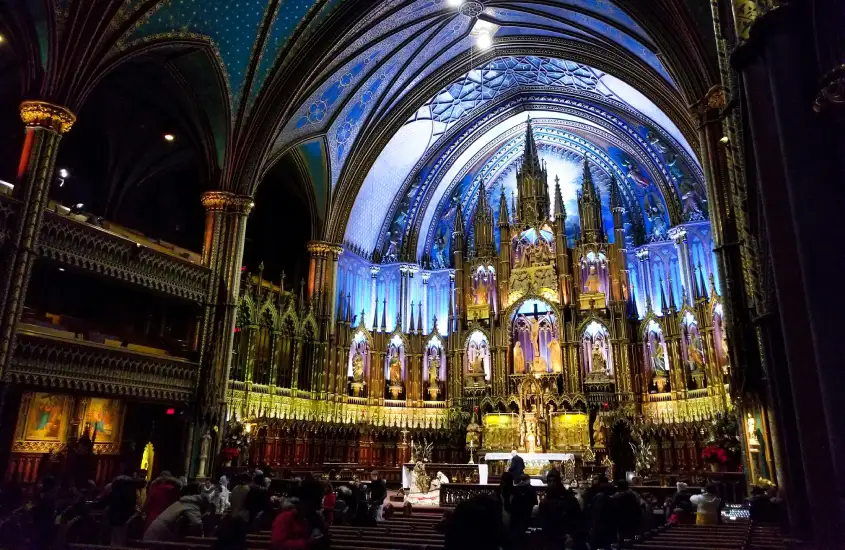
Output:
[[409, 302, 416, 332], [372, 297, 379, 331], [516, 117, 550, 225], [473, 182, 496, 257], [577, 158, 604, 243], [554, 175, 566, 221], [381, 297, 387, 331], [498, 186, 510, 228]]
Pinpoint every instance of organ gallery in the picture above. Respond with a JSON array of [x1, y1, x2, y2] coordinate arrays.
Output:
[[0, 0, 842, 546]]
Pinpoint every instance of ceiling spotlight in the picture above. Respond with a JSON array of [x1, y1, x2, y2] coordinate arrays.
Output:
[[58, 268, 65, 272], [476, 30, 492, 49], [0, 34, 6, 44], [164, 133, 175, 142], [74, 203, 84, 209], [719, 136, 730, 144], [447, 0, 463, 6], [59, 168, 69, 179]]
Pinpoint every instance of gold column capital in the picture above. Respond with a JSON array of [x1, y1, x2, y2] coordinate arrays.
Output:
[[690, 85, 728, 120], [307, 241, 343, 258], [20, 100, 76, 134], [201, 191, 254, 215]]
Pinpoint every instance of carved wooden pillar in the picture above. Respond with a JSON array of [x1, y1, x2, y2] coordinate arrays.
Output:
[[0, 102, 75, 375]]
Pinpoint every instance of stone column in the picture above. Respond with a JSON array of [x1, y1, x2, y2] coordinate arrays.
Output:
[[669, 227, 694, 303], [370, 266, 380, 328], [636, 249, 653, 311], [193, 191, 253, 472], [0, 102, 76, 375], [421, 272, 430, 334]]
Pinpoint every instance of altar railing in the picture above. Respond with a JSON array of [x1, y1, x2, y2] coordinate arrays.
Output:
[[440, 483, 505, 506]]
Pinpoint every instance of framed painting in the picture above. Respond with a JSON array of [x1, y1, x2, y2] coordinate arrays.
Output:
[[23, 393, 71, 442], [82, 398, 124, 444]]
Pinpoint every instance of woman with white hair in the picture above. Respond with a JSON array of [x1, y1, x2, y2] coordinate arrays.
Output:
[[215, 476, 230, 514]]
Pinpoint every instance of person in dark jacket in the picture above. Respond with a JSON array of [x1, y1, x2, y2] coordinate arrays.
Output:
[[143, 493, 210, 542], [509, 474, 537, 548], [101, 470, 142, 546], [612, 480, 643, 542], [245, 473, 270, 530], [368, 471, 387, 522], [585, 476, 616, 550], [507, 450, 525, 479]]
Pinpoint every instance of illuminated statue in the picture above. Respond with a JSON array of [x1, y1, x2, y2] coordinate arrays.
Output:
[[549, 338, 563, 373], [389, 351, 402, 385], [469, 354, 484, 376], [721, 331, 731, 369], [688, 333, 705, 370], [529, 317, 541, 358], [591, 342, 607, 373], [746, 414, 759, 446], [476, 277, 488, 305], [652, 343, 667, 374], [428, 354, 439, 387], [585, 264, 601, 293], [592, 416, 606, 448], [513, 341, 526, 373], [352, 353, 365, 383]]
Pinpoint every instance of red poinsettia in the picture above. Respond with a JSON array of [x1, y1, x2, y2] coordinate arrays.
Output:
[[221, 447, 240, 461], [701, 445, 728, 464]]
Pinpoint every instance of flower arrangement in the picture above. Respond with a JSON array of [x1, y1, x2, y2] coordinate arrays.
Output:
[[701, 445, 728, 464], [221, 447, 240, 462]]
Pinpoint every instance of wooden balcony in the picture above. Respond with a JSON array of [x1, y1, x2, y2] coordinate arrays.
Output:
[[8, 327, 197, 403], [0, 194, 211, 302]]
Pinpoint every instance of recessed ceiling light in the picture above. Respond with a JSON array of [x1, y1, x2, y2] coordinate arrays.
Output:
[[476, 30, 492, 49], [164, 134, 175, 142], [447, 0, 463, 6]]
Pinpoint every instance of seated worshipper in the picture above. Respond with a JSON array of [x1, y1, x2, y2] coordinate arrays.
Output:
[[229, 474, 251, 521], [271, 492, 328, 550], [142, 471, 182, 531], [100, 469, 143, 547], [690, 483, 722, 525], [612, 480, 643, 542], [508, 449, 525, 479], [143, 489, 211, 542], [445, 495, 503, 550], [509, 475, 538, 547], [245, 473, 270, 529], [212, 514, 248, 550], [214, 475, 231, 514], [666, 481, 695, 524]]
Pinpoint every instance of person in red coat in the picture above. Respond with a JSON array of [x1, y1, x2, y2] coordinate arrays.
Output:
[[271, 497, 313, 550], [142, 472, 182, 531]]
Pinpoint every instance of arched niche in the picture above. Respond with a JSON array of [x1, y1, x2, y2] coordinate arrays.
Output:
[[580, 250, 609, 295], [513, 227, 555, 269], [582, 320, 613, 377], [348, 329, 371, 397], [470, 264, 497, 311], [424, 335, 446, 400], [643, 319, 669, 393], [465, 330, 491, 381], [385, 334, 407, 398], [510, 299, 561, 374], [682, 311, 707, 388], [712, 303, 730, 381]]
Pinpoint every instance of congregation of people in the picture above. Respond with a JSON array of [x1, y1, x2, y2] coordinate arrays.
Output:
[[0, 458, 785, 550]]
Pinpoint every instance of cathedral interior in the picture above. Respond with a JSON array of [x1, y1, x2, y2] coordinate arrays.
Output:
[[0, 0, 842, 546]]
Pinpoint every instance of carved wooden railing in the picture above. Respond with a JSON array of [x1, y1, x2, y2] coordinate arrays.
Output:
[[440, 483, 518, 506], [30, 201, 210, 302], [9, 329, 197, 402]]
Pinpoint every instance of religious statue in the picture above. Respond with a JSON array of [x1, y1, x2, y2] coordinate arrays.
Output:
[[389, 350, 402, 385], [585, 264, 601, 293], [680, 178, 705, 218], [476, 277, 489, 305], [513, 341, 526, 373], [548, 338, 563, 373], [720, 331, 730, 369], [688, 333, 705, 371], [529, 317, 541, 358], [428, 354, 439, 387], [591, 342, 607, 373], [468, 354, 484, 376], [352, 353, 365, 383], [592, 416, 606, 448], [651, 342, 667, 374], [198, 431, 212, 479], [746, 413, 760, 447]]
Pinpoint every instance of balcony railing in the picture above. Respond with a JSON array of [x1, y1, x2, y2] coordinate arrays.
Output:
[[15, 197, 212, 303], [10, 328, 197, 402]]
